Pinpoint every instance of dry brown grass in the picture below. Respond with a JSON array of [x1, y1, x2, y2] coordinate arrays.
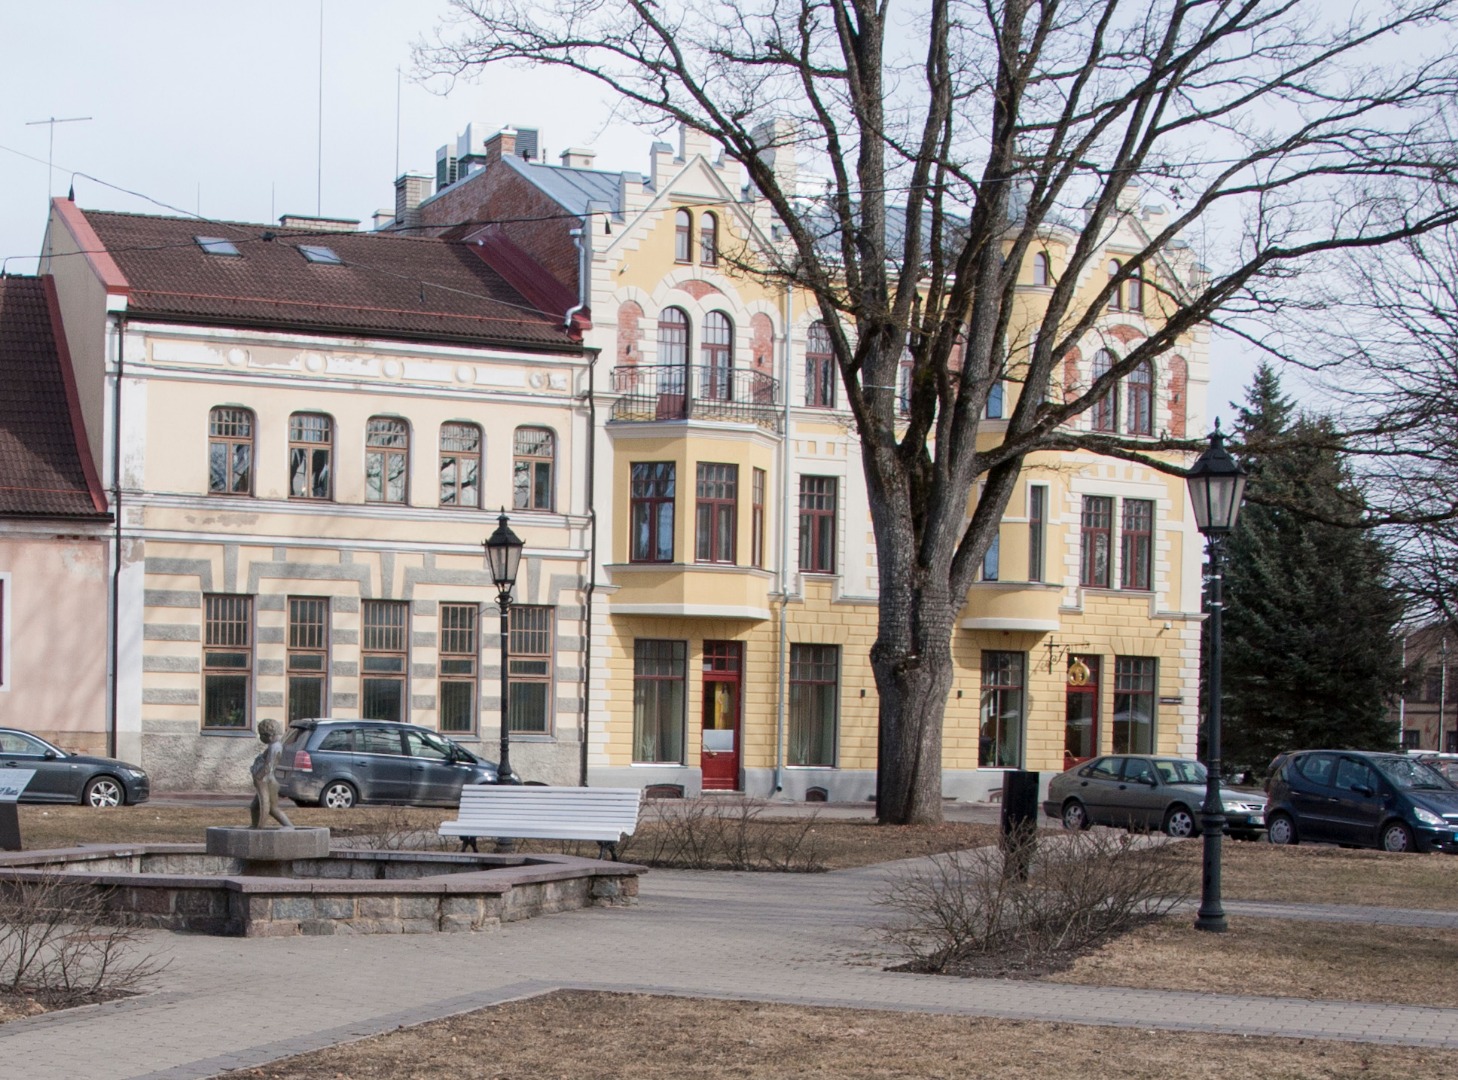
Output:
[[1171, 839, 1458, 909], [226, 990, 1458, 1080], [15, 805, 997, 872], [1050, 916, 1458, 1006]]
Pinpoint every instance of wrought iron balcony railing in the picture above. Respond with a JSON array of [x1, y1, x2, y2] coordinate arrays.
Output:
[[609, 364, 781, 432]]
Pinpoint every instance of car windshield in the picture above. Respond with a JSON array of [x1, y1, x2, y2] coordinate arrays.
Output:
[[1372, 757, 1453, 791], [1154, 759, 1206, 785]]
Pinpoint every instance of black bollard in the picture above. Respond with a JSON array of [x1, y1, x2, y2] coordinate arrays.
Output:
[[999, 770, 1040, 881]]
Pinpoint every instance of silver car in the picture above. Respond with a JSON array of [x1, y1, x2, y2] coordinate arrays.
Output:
[[1042, 754, 1266, 838]]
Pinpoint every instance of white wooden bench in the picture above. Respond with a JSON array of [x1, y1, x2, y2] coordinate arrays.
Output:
[[440, 785, 643, 859]]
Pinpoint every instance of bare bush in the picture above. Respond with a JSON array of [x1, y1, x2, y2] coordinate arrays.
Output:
[[616, 800, 826, 872], [0, 875, 164, 1006], [341, 807, 454, 852], [879, 831, 1192, 975]]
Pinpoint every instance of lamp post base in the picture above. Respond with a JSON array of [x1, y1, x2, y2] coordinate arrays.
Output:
[[1194, 810, 1227, 933]]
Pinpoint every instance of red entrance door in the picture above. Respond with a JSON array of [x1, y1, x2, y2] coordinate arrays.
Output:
[[1064, 655, 1101, 770], [700, 641, 742, 791]]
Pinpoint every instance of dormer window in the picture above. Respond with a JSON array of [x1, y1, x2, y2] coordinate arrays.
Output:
[[299, 245, 342, 265], [196, 236, 240, 256]]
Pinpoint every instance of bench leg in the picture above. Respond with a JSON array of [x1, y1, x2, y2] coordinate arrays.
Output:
[[460, 836, 478, 853], [597, 840, 619, 861]]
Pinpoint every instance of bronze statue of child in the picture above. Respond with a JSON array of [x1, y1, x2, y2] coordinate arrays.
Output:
[[250, 718, 294, 829]]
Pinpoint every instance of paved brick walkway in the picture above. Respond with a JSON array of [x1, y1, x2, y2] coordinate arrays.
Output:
[[4, 858, 1458, 1080]]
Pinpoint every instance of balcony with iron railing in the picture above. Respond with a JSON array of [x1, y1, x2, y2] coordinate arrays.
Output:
[[608, 364, 782, 432]]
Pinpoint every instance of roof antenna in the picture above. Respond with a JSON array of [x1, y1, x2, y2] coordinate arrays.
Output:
[[67, 182, 75, 202], [25, 115, 91, 200]]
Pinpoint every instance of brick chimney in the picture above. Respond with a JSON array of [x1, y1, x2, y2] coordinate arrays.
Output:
[[483, 127, 518, 164], [394, 173, 432, 230]]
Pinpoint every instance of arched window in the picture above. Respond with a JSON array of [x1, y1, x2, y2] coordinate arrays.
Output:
[[674, 209, 692, 263], [1091, 351, 1117, 432], [365, 417, 410, 504], [658, 307, 690, 368], [1107, 260, 1123, 311], [288, 412, 333, 500], [1032, 252, 1050, 287], [702, 311, 734, 401], [805, 321, 835, 408], [1125, 361, 1153, 436], [513, 427, 555, 511], [699, 212, 718, 266], [439, 422, 482, 507], [208, 407, 254, 495], [1125, 266, 1144, 313]]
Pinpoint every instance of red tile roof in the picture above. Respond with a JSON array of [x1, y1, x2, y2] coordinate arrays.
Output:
[[0, 276, 110, 519], [77, 210, 581, 352]]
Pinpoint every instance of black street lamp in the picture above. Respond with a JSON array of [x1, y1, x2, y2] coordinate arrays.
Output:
[[1184, 423, 1247, 934], [483, 510, 524, 790]]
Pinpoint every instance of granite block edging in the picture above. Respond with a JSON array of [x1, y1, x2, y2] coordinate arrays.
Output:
[[0, 842, 642, 937]]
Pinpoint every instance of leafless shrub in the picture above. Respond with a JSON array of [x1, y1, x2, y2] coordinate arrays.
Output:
[[615, 800, 825, 872], [0, 874, 165, 1006], [879, 831, 1192, 974], [342, 807, 453, 852]]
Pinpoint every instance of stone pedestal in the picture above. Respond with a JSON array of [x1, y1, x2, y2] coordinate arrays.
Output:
[[206, 826, 330, 861]]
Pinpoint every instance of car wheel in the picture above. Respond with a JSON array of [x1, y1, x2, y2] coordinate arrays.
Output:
[[319, 780, 358, 810], [1381, 821, 1415, 853], [1266, 812, 1297, 846], [1061, 799, 1091, 831], [1162, 805, 1197, 838], [83, 776, 124, 808]]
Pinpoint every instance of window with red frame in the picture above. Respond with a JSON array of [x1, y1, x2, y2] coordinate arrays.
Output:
[[695, 462, 738, 564], [1080, 495, 1113, 588], [631, 462, 676, 562], [674, 209, 692, 263], [805, 321, 835, 408], [799, 476, 838, 573], [1091, 351, 1117, 432], [1121, 499, 1153, 590]]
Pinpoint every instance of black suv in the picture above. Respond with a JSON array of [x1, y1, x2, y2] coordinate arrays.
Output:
[[1265, 750, 1458, 853], [276, 719, 503, 809]]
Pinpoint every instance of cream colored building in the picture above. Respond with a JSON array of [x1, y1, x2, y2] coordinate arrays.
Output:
[[406, 122, 1209, 802], [39, 198, 593, 790]]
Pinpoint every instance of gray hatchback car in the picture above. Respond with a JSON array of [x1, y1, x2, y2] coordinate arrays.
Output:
[[275, 719, 503, 809]]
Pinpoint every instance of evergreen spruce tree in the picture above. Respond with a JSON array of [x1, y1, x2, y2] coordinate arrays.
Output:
[[1218, 365, 1404, 771]]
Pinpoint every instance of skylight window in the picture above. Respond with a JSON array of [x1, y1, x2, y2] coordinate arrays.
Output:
[[196, 236, 240, 256], [298, 245, 342, 265]]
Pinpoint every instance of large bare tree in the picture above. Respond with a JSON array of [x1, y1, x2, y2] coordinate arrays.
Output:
[[421, 0, 1458, 823]]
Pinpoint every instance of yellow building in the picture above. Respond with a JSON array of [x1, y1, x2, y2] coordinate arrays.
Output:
[[409, 122, 1208, 802]]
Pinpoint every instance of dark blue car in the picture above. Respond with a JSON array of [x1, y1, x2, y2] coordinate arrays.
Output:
[[1265, 750, 1458, 853]]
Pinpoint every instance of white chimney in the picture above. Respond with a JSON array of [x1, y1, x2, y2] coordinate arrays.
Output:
[[559, 147, 598, 169]]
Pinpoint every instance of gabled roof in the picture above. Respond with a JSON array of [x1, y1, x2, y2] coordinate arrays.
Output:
[[72, 208, 582, 352], [0, 276, 109, 519]]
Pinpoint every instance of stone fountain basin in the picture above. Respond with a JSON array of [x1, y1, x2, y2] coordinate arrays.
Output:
[[0, 844, 642, 937]]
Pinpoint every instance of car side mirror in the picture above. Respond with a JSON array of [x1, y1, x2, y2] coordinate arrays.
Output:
[[1142, 776, 1158, 787], [43, 750, 59, 760]]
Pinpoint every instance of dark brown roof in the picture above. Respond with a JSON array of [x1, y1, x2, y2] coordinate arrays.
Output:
[[0, 276, 109, 519], [79, 210, 580, 352]]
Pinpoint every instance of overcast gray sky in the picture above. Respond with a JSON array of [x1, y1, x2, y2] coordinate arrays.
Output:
[[0, 0, 1255, 419], [0, 1, 654, 259]]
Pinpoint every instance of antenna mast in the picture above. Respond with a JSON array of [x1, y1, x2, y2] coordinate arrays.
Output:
[[25, 115, 92, 199]]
